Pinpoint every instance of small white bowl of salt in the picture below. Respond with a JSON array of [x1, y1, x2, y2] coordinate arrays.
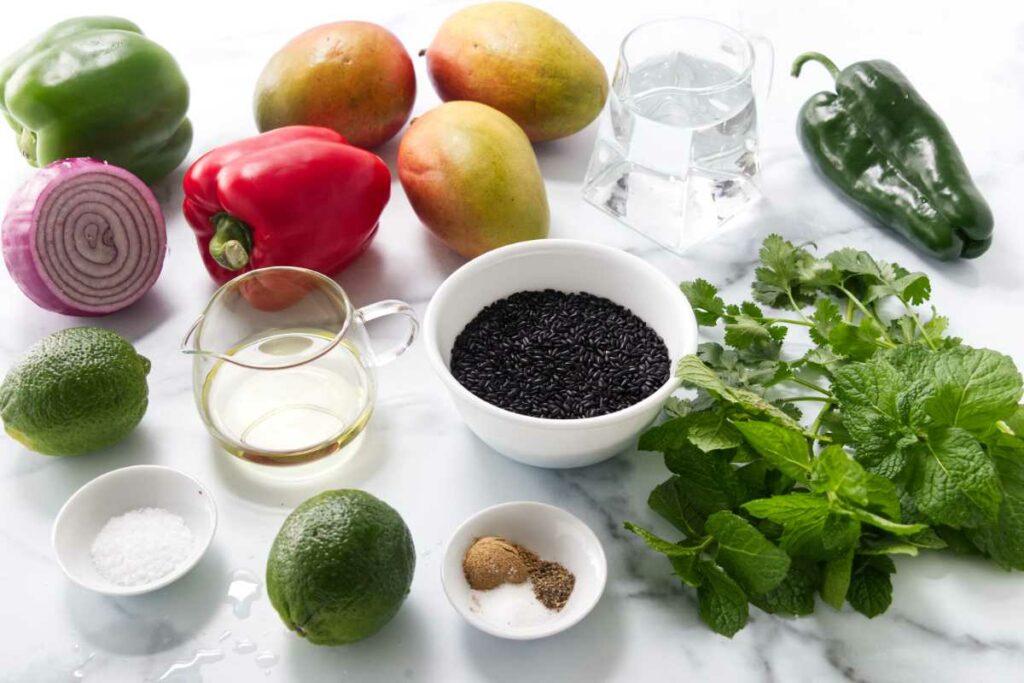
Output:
[[52, 465, 217, 596]]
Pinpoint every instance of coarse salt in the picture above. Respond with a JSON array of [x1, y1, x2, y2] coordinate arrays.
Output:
[[90, 507, 194, 587]]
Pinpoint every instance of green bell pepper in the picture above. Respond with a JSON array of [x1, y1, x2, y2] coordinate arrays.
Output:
[[792, 52, 993, 260], [0, 17, 192, 185]]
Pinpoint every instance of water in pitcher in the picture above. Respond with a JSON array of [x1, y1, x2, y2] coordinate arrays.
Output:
[[583, 52, 761, 251]]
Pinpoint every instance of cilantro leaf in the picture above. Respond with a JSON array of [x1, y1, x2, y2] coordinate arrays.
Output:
[[809, 298, 842, 347], [681, 279, 727, 327], [908, 427, 1002, 528], [705, 511, 790, 595], [828, 319, 884, 360], [752, 235, 834, 307], [697, 561, 749, 637]]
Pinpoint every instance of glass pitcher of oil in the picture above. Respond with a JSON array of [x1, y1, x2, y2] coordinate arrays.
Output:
[[182, 267, 417, 466]]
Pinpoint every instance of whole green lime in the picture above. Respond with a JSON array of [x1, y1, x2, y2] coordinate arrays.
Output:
[[267, 489, 416, 645], [0, 327, 150, 455]]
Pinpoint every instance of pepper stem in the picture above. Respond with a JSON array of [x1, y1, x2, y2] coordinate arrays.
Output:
[[209, 213, 253, 271], [16, 127, 37, 165], [791, 52, 841, 80]]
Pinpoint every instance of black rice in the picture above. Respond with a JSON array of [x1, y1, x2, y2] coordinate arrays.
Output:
[[450, 289, 670, 419]]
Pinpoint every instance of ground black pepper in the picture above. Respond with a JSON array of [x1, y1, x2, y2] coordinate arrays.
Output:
[[450, 289, 670, 419]]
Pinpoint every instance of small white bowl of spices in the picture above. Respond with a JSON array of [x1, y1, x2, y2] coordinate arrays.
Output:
[[441, 501, 607, 640], [52, 465, 217, 596]]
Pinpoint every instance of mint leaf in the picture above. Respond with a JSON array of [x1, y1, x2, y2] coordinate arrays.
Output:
[[743, 494, 860, 560], [624, 522, 703, 557], [662, 446, 748, 523], [847, 555, 895, 618], [640, 410, 741, 454], [681, 279, 727, 326], [909, 427, 1002, 528], [705, 511, 790, 595], [821, 549, 854, 609], [670, 554, 703, 587], [748, 560, 820, 616], [847, 506, 927, 535], [648, 477, 706, 537], [732, 421, 811, 481], [925, 347, 1023, 433], [686, 410, 744, 452], [966, 434, 1024, 569], [677, 356, 802, 430], [697, 561, 749, 637], [834, 359, 917, 469], [639, 417, 691, 453], [810, 445, 868, 504]]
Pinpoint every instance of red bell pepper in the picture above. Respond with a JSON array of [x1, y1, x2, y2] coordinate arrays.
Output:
[[182, 126, 390, 284]]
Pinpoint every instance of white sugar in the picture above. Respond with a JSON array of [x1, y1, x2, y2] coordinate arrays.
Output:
[[90, 507, 194, 587]]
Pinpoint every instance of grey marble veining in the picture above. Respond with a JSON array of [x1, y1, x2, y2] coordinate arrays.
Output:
[[1, 1, 1023, 681]]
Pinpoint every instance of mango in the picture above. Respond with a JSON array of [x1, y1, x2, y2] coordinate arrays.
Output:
[[255, 22, 415, 149], [398, 102, 549, 258], [425, 2, 608, 142]]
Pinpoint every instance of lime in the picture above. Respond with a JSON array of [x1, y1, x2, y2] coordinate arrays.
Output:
[[267, 489, 416, 645], [0, 327, 150, 455]]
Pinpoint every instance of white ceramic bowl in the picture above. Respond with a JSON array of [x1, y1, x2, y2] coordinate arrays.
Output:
[[52, 465, 218, 596], [423, 239, 698, 467], [441, 501, 607, 640]]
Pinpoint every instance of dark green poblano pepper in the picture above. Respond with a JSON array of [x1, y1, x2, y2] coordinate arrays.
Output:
[[0, 17, 192, 185], [792, 52, 993, 260]]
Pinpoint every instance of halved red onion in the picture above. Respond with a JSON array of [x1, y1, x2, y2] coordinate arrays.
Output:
[[2, 158, 166, 316]]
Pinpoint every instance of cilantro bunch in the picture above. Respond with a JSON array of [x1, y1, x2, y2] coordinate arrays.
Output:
[[626, 236, 1024, 637]]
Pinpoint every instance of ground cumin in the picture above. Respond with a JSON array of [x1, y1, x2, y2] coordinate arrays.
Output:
[[463, 537, 576, 611]]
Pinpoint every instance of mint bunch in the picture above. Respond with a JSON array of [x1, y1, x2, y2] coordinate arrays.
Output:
[[627, 236, 1024, 637]]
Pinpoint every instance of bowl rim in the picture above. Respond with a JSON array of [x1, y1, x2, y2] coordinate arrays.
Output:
[[423, 238, 695, 430], [51, 465, 219, 597], [440, 500, 608, 640]]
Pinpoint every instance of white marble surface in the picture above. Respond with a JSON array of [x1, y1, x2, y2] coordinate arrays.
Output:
[[2, 1, 1023, 681]]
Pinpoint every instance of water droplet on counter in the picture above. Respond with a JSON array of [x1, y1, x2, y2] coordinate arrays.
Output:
[[255, 650, 278, 674], [227, 570, 261, 619], [71, 652, 95, 680], [233, 638, 257, 655], [157, 649, 224, 681]]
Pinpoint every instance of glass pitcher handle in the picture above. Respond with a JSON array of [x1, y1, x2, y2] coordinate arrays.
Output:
[[357, 300, 419, 366], [747, 33, 775, 102]]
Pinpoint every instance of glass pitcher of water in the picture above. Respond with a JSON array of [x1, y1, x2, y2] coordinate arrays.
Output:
[[182, 267, 417, 466], [582, 17, 773, 253]]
